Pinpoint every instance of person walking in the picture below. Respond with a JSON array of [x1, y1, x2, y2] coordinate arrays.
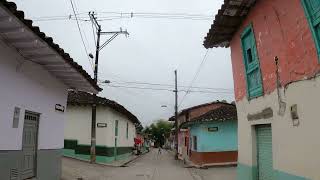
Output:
[[158, 146, 162, 155]]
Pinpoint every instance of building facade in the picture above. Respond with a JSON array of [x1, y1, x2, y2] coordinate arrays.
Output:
[[64, 91, 141, 163], [181, 104, 238, 167], [204, 0, 320, 179], [0, 1, 99, 180], [170, 101, 237, 163]]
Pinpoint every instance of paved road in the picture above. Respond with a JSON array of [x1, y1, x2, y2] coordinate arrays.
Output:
[[62, 148, 236, 180]]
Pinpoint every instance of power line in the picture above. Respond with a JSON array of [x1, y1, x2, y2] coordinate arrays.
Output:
[[69, 0, 94, 71], [31, 11, 214, 22], [105, 85, 173, 92], [102, 84, 233, 94], [179, 49, 211, 107], [106, 80, 233, 91]]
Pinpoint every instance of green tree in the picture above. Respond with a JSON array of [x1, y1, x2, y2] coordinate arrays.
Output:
[[143, 120, 173, 147]]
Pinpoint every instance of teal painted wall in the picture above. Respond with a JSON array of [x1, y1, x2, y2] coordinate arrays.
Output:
[[63, 149, 132, 164], [190, 120, 237, 152], [237, 163, 309, 180]]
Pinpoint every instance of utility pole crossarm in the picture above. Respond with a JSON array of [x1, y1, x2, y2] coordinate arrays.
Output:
[[100, 30, 129, 35], [88, 11, 130, 164]]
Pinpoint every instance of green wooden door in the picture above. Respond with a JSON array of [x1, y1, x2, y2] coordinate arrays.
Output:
[[241, 25, 263, 98], [256, 125, 273, 180], [21, 112, 39, 179]]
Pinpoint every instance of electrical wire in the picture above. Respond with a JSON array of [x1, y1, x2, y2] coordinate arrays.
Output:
[[69, 0, 94, 71], [106, 80, 233, 91], [179, 49, 211, 108], [31, 11, 214, 22], [102, 84, 233, 95]]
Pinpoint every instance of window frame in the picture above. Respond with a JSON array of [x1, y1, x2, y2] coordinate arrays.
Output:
[[115, 120, 119, 137], [126, 122, 129, 139], [301, 0, 320, 62], [192, 136, 197, 151], [240, 24, 264, 99]]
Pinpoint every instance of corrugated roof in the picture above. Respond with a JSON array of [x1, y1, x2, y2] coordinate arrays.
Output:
[[0, 0, 101, 93], [203, 0, 257, 48], [68, 91, 142, 128], [180, 104, 237, 128]]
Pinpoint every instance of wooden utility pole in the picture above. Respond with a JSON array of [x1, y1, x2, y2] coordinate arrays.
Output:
[[174, 70, 179, 159]]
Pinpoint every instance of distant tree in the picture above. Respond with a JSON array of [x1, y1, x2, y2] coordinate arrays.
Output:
[[143, 120, 173, 147]]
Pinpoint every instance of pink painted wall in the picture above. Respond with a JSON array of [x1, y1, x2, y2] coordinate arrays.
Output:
[[230, 0, 320, 101]]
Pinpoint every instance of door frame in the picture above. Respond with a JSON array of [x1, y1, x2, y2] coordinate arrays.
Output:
[[254, 124, 273, 180], [22, 110, 40, 179]]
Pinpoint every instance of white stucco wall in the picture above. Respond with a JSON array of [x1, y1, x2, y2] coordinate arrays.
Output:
[[237, 75, 320, 179], [64, 105, 136, 147], [0, 39, 68, 150]]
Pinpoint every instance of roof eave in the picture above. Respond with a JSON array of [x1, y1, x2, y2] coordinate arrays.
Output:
[[0, 1, 101, 93]]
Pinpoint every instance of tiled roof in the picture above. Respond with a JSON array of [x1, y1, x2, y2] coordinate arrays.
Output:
[[68, 91, 142, 128], [203, 0, 257, 48], [168, 101, 233, 121], [180, 104, 237, 128], [0, 0, 101, 92]]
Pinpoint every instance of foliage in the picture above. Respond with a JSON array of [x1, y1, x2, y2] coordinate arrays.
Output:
[[143, 119, 173, 147]]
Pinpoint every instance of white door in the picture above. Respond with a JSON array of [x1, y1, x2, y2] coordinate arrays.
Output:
[[21, 112, 39, 179]]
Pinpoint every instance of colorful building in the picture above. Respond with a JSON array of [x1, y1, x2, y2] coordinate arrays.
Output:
[[64, 91, 141, 163], [204, 0, 320, 179], [0, 1, 100, 179], [170, 101, 238, 164], [180, 104, 237, 167]]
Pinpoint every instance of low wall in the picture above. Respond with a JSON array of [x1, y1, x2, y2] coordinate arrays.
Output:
[[64, 139, 133, 163], [190, 150, 238, 166]]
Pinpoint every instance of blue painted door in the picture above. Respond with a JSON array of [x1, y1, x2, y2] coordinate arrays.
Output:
[[256, 125, 273, 180]]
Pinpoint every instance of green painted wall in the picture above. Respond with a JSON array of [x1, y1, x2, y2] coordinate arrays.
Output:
[[63, 149, 132, 163], [64, 139, 133, 163], [237, 163, 309, 180], [237, 163, 257, 180]]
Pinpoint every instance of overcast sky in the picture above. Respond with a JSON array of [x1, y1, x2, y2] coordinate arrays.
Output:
[[12, 0, 234, 126]]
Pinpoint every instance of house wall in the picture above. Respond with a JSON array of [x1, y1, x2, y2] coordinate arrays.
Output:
[[64, 105, 136, 163], [177, 130, 189, 160], [0, 37, 68, 180], [189, 121, 238, 166], [190, 121, 237, 152], [230, 0, 320, 102], [228, 0, 320, 179], [236, 77, 320, 180], [177, 103, 233, 161]]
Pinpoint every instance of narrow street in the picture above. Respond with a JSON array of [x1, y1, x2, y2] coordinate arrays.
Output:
[[62, 148, 236, 180]]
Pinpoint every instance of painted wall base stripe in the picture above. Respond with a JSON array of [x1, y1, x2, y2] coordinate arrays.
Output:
[[275, 170, 309, 180], [237, 163, 309, 180], [63, 149, 132, 164]]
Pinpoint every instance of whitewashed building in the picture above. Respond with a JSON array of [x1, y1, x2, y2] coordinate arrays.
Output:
[[64, 91, 142, 163], [0, 1, 100, 180]]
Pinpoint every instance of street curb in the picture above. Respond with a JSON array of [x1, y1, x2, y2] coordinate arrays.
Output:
[[63, 154, 140, 168], [122, 150, 151, 166]]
